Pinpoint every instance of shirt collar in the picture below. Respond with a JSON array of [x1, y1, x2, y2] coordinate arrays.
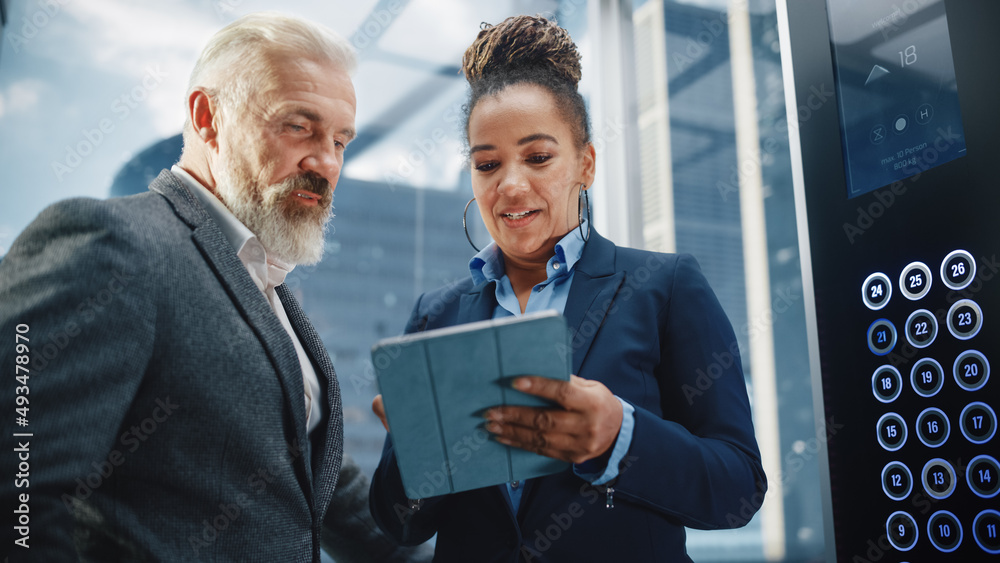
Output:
[[469, 219, 587, 286], [171, 165, 293, 292]]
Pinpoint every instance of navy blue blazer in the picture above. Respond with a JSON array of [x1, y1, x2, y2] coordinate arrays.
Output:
[[370, 230, 766, 562]]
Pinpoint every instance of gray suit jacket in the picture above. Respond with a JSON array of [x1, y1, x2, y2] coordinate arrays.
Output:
[[0, 171, 345, 562]]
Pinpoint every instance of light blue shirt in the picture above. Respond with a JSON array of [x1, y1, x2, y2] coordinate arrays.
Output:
[[469, 221, 635, 512]]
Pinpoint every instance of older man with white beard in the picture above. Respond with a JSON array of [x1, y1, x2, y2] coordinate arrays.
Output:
[[0, 12, 418, 563]]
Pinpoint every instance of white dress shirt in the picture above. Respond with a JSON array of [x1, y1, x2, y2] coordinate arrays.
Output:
[[171, 165, 324, 434]]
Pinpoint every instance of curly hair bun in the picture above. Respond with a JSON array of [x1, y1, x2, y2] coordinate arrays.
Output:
[[461, 15, 582, 88]]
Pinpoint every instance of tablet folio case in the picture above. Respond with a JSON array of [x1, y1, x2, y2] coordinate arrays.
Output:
[[372, 311, 572, 498]]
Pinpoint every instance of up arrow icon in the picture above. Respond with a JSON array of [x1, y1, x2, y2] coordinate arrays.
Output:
[[865, 64, 891, 86]]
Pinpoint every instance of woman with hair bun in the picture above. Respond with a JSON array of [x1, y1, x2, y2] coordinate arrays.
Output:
[[371, 15, 765, 562]]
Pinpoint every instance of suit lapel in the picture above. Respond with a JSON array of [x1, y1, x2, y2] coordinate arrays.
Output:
[[562, 232, 626, 375], [452, 233, 624, 374], [456, 282, 497, 325], [149, 170, 315, 495], [518, 232, 623, 515], [458, 234, 626, 524], [276, 284, 344, 517]]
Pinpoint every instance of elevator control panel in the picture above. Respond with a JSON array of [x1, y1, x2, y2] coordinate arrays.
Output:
[[780, 0, 999, 560]]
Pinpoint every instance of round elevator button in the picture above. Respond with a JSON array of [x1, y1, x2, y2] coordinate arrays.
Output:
[[905, 309, 938, 348], [867, 319, 897, 356], [916, 407, 950, 448], [887, 511, 919, 551], [899, 262, 932, 301], [877, 412, 907, 452], [947, 299, 983, 340], [863, 272, 892, 310], [881, 461, 913, 501], [960, 402, 997, 445], [953, 350, 989, 391], [910, 358, 944, 397], [872, 365, 902, 403], [921, 458, 957, 500], [927, 510, 962, 553], [973, 510, 1000, 554], [941, 250, 975, 291], [967, 455, 1000, 499]]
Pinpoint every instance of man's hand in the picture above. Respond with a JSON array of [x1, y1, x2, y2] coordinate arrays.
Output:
[[372, 394, 389, 433], [484, 375, 623, 465]]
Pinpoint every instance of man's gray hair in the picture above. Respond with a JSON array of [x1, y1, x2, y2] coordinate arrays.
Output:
[[183, 11, 356, 134]]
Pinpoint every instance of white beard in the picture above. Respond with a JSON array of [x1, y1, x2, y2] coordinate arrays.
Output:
[[214, 150, 334, 266]]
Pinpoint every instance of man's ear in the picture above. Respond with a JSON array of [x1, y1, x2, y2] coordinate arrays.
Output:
[[188, 88, 219, 149]]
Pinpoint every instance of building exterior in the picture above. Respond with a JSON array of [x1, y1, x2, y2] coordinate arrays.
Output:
[[631, 1, 819, 560]]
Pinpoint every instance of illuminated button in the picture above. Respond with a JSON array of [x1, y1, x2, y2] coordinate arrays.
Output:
[[872, 365, 902, 403], [940, 250, 975, 290], [947, 299, 983, 340], [960, 402, 996, 444], [893, 114, 909, 134], [881, 461, 913, 501], [899, 262, 932, 300], [877, 412, 907, 452], [974, 510, 1000, 554], [867, 319, 897, 356], [862, 272, 892, 310], [967, 455, 1000, 499], [904, 309, 937, 348], [916, 407, 950, 448], [887, 511, 919, 552], [910, 358, 944, 397], [927, 510, 962, 553], [921, 458, 957, 500], [953, 350, 989, 391]]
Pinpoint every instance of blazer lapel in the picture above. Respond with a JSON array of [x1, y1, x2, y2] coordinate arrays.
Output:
[[517, 231, 624, 518], [562, 232, 626, 375], [276, 284, 344, 517], [456, 281, 497, 325], [149, 170, 314, 493]]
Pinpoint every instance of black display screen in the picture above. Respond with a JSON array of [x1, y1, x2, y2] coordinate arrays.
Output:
[[827, 0, 966, 198]]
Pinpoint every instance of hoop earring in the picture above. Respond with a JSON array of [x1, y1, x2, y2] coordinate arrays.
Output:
[[577, 184, 591, 243], [463, 197, 481, 252]]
